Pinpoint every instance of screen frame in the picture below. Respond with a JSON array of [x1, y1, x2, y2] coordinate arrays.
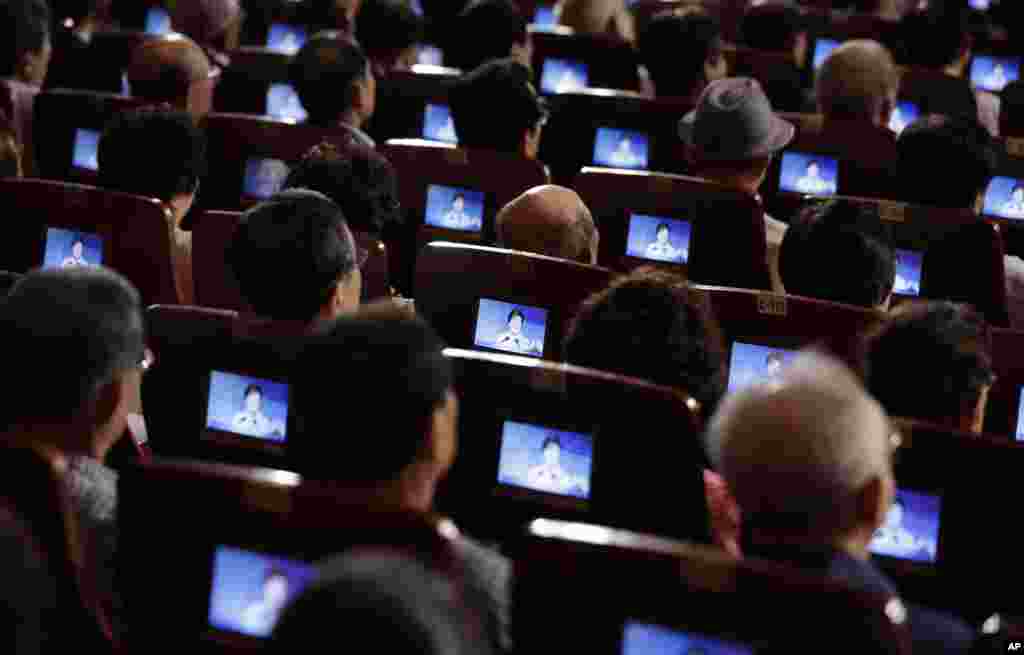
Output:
[[776, 151, 840, 198], [493, 418, 597, 510], [622, 211, 691, 269], [471, 297, 550, 360], [198, 368, 291, 457], [40, 224, 105, 270], [591, 126, 651, 171]]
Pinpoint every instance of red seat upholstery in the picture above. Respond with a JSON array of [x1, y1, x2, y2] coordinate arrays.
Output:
[[574, 167, 773, 290], [0, 178, 188, 304], [214, 47, 293, 116], [366, 65, 461, 145], [513, 518, 912, 654]]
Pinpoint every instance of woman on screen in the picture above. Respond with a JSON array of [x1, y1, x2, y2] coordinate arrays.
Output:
[[231, 384, 283, 438], [61, 239, 89, 268], [795, 160, 832, 195], [1002, 184, 1024, 217], [609, 136, 640, 167], [526, 436, 585, 495], [442, 193, 475, 229], [240, 567, 290, 637], [644, 223, 683, 261], [494, 308, 541, 353], [871, 499, 936, 559]]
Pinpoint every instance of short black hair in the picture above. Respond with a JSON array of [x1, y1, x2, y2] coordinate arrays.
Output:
[[766, 352, 784, 365], [70, 236, 84, 247], [862, 302, 994, 426], [289, 317, 453, 481], [244, 384, 263, 400], [264, 566, 287, 584], [446, 0, 528, 72], [1000, 79, 1024, 137], [0, 0, 50, 77], [779, 199, 895, 308], [289, 31, 370, 124], [0, 267, 144, 428], [739, 1, 805, 53], [897, 6, 968, 69], [656, 222, 669, 234], [283, 142, 402, 236], [896, 114, 996, 209], [449, 58, 545, 153], [98, 108, 206, 201], [227, 189, 358, 322], [564, 269, 726, 414], [453, 193, 465, 202], [507, 308, 524, 324], [356, 0, 424, 65], [541, 435, 560, 451], [639, 11, 722, 98]]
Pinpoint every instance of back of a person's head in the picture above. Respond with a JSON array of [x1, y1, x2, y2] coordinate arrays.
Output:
[[0, 267, 143, 429], [171, 0, 242, 48], [0, 0, 50, 78], [495, 184, 597, 263], [815, 39, 898, 122], [779, 199, 895, 308], [98, 108, 206, 201], [559, 0, 635, 42], [355, 0, 424, 70], [565, 269, 726, 413], [639, 10, 721, 98], [896, 113, 996, 209], [707, 352, 891, 533], [1000, 79, 1024, 137], [289, 31, 369, 124], [289, 316, 453, 480], [862, 302, 993, 427], [740, 1, 805, 53], [227, 189, 359, 322], [449, 57, 544, 153], [271, 550, 495, 655], [283, 142, 401, 236], [126, 36, 212, 105], [447, 0, 527, 72], [897, 5, 968, 69]]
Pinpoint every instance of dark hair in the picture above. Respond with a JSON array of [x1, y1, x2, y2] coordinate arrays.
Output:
[[896, 114, 996, 209], [897, 6, 968, 69], [740, 1, 805, 53], [70, 236, 84, 248], [862, 302, 994, 426], [541, 435, 560, 451], [449, 58, 545, 153], [1014, 184, 1024, 196], [766, 352, 784, 366], [283, 142, 402, 235], [0, 267, 144, 427], [655, 222, 669, 234], [639, 11, 722, 98], [446, 0, 528, 72], [289, 317, 453, 481], [98, 109, 206, 201], [289, 32, 370, 124], [227, 189, 358, 322], [355, 0, 424, 66], [264, 566, 287, 584], [806, 159, 820, 170], [1000, 79, 1024, 137], [453, 193, 465, 202], [779, 199, 895, 308], [244, 384, 263, 400], [0, 0, 50, 77], [564, 269, 726, 414], [506, 308, 524, 324]]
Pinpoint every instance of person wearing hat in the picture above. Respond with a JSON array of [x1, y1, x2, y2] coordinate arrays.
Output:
[[679, 77, 795, 292]]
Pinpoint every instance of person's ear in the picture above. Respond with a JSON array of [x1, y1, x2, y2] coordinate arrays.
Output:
[[521, 125, 542, 159], [963, 385, 991, 434], [328, 269, 362, 318], [510, 36, 534, 70], [90, 371, 134, 460], [793, 32, 810, 69], [879, 95, 895, 130], [167, 192, 196, 229], [857, 474, 893, 537]]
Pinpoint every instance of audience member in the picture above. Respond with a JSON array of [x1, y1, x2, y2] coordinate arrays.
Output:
[[679, 77, 795, 291], [98, 108, 206, 303], [563, 270, 736, 554], [999, 79, 1024, 138], [446, 0, 531, 73], [779, 199, 895, 309], [738, 1, 809, 111], [495, 185, 598, 264], [638, 10, 727, 103], [302, 0, 363, 37], [558, 0, 635, 44], [0, 267, 147, 652], [290, 317, 510, 652], [706, 352, 975, 654], [816, 39, 899, 130], [862, 302, 994, 433], [449, 58, 547, 158], [227, 189, 363, 325], [124, 35, 214, 117], [898, 5, 999, 136], [289, 32, 376, 147], [0, 107, 21, 176], [0, 0, 51, 175], [355, 0, 424, 77], [283, 141, 401, 237], [839, 0, 904, 21], [45, 0, 119, 92], [170, 0, 242, 66]]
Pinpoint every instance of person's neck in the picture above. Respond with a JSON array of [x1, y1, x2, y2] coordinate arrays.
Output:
[[339, 110, 364, 132]]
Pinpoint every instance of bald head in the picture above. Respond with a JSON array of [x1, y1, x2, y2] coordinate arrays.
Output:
[[496, 185, 599, 264], [126, 35, 212, 112], [707, 352, 893, 541], [816, 39, 899, 128]]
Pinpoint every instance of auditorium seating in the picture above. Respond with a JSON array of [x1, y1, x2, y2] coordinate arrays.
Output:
[[442, 348, 708, 544], [365, 65, 461, 145], [529, 26, 641, 93], [414, 241, 615, 359], [119, 456, 462, 651], [214, 47, 293, 117], [513, 518, 913, 654], [574, 167, 773, 290], [0, 178, 188, 305], [897, 68, 978, 122]]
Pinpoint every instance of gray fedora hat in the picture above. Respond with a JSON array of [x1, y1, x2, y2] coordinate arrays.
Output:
[[679, 77, 795, 160]]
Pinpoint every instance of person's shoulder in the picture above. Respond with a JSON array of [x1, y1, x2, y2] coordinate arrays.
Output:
[[452, 533, 512, 651], [904, 602, 976, 655]]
